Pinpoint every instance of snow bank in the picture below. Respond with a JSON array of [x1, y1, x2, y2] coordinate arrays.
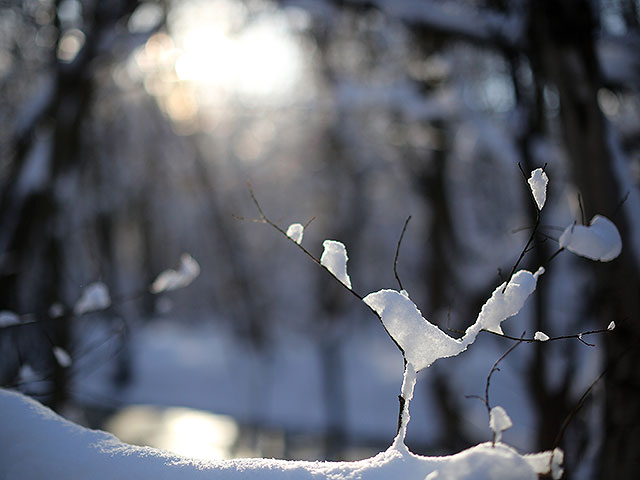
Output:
[[559, 215, 622, 262], [0, 388, 553, 480]]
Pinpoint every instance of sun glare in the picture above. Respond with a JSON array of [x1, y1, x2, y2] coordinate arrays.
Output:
[[126, 0, 309, 134], [174, 15, 302, 100]]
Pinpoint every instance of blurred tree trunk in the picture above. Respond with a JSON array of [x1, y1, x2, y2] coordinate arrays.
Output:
[[528, 1, 640, 477]]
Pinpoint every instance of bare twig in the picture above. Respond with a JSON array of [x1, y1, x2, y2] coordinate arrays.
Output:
[[484, 326, 612, 345], [485, 334, 525, 415], [613, 191, 630, 219], [578, 193, 586, 225], [553, 343, 636, 450], [502, 163, 542, 293], [240, 184, 406, 356], [393, 216, 412, 291]]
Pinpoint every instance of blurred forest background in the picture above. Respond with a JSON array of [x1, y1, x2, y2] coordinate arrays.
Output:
[[1, 0, 639, 478]]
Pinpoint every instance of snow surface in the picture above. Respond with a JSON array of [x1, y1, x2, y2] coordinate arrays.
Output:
[[527, 168, 548, 211], [558, 215, 622, 262], [489, 406, 513, 443], [150, 253, 201, 293], [0, 388, 559, 479], [286, 223, 304, 244], [320, 240, 352, 289], [73, 282, 112, 315]]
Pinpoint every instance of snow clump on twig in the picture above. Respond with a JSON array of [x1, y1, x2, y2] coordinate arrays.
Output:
[[320, 240, 352, 289]]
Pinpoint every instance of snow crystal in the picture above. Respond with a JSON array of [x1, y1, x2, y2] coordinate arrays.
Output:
[[490, 406, 513, 443], [363, 290, 465, 371], [559, 215, 622, 262], [476, 269, 543, 335], [286, 223, 304, 244], [320, 240, 352, 289], [607, 321, 616, 331], [53, 347, 72, 368], [74, 282, 111, 315], [534, 331, 549, 342], [527, 168, 548, 210], [0, 310, 20, 327], [151, 254, 201, 294], [0, 388, 560, 480]]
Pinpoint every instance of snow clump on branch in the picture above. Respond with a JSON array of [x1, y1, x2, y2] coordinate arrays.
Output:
[[559, 215, 622, 261], [320, 240, 352, 289], [73, 282, 111, 315], [286, 223, 304, 244], [150, 253, 200, 294], [527, 168, 548, 210]]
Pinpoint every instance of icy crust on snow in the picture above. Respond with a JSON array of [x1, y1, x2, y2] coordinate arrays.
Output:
[[0, 388, 558, 480], [527, 168, 548, 211], [286, 223, 304, 244], [476, 268, 543, 335], [320, 240, 352, 289], [151, 253, 201, 294], [74, 282, 111, 315], [559, 215, 622, 262]]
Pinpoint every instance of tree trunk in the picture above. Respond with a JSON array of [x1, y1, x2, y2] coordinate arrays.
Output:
[[529, 1, 640, 477]]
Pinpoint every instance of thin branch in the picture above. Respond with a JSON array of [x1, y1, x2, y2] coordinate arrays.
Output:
[[613, 191, 630, 219], [393, 216, 412, 291], [485, 333, 525, 416], [246, 184, 365, 303], [446, 307, 465, 335], [552, 343, 636, 450], [241, 185, 406, 355], [502, 163, 542, 293], [483, 326, 612, 345], [578, 193, 586, 225]]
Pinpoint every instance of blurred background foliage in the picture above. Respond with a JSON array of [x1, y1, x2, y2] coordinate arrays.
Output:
[[1, 0, 639, 478]]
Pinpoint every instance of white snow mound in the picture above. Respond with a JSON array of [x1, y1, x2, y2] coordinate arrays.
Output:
[[559, 215, 621, 262], [320, 240, 352, 289], [527, 168, 548, 210], [0, 388, 559, 480]]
